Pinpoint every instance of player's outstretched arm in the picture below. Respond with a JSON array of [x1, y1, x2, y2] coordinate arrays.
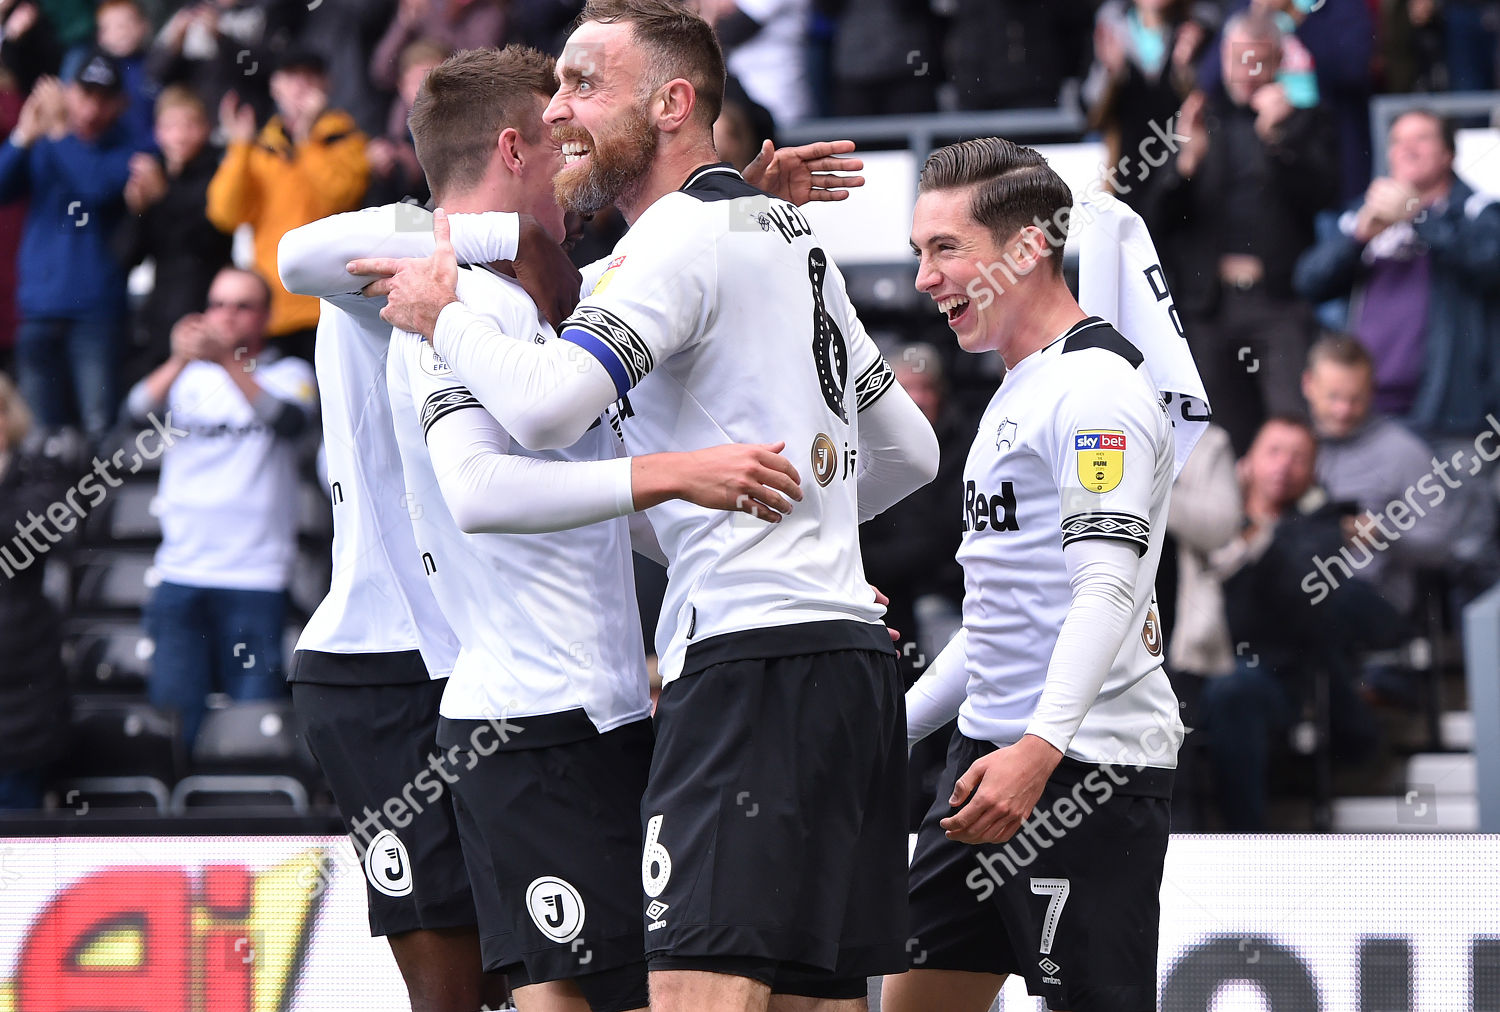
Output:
[[277, 205, 521, 304], [364, 211, 622, 450], [856, 381, 940, 521], [742, 138, 865, 205], [425, 399, 802, 534]]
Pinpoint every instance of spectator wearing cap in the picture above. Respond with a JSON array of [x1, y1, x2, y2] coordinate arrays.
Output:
[[61, 0, 158, 151], [117, 85, 233, 382], [125, 266, 318, 748], [206, 50, 368, 361], [0, 50, 146, 444]]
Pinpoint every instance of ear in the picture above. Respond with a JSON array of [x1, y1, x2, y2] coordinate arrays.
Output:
[[1011, 225, 1053, 276], [496, 125, 525, 175], [653, 78, 697, 134]]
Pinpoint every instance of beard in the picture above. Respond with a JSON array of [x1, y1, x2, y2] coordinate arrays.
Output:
[[553, 103, 658, 215]]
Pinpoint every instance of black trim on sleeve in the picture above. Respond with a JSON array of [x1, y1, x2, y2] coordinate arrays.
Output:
[[1061, 321, 1145, 369], [855, 356, 896, 412], [1060, 510, 1150, 556], [419, 386, 481, 441], [566, 305, 656, 387]]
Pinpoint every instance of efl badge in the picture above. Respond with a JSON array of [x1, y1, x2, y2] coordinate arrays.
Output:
[[1075, 430, 1125, 493], [592, 254, 627, 295]]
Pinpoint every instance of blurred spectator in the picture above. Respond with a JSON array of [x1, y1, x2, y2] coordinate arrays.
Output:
[[117, 85, 234, 382], [295, 0, 395, 136], [1200, 0, 1375, 203], [61, 0, 158, 151], [369, 0, 504, 94], [206, 50, 368, 361], [699, 0, 813, 125], [1294, 110, 1500, 436], [1442, 0, 1499, 91], [0, 373, 70, 810], [943, 0, 1095, 111], [147, 0, 308, 124], [1199, 416, 1404, 829], [0, 54, 146, 444], [1083, 0, 1213, 208], [505, 0, 583, 52], [0, 65, 21, 375], [125, 267, 317, 748], [35, 0, 91, 48], [1163, 422, 1241, 828], [0, 1, 64, 92], [713, 74, 775, 170], [819, 0, 940, 116], [1142, 10, 1337, 455], [363, 37, 445, 207], [1303, 334, 1458, 612], [1381, 0, 1449, 93]]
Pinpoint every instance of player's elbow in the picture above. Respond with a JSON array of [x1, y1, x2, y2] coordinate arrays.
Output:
[[507, 403, 590, 453], [276, 231, 314, 296], [1070, 563, 1136, 612]]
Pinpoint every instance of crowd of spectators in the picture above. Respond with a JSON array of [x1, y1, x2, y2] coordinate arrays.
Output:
[[0, 0, 1498, 827]]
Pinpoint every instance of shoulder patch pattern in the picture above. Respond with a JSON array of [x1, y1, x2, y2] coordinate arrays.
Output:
[[419, 386, 480, 441], [855, 356, 896, 412], [1060, 510, 1150, 556], [1062, 326, 1145, 369], [568, 305, 655, 388]]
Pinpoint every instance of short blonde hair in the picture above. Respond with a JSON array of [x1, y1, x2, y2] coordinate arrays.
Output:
[[0, 372, 34, 449]]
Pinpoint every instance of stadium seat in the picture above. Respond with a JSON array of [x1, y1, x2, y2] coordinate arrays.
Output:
[[64, 620, 153, 691], [191, 700, 317, 776], [169, 774, 310, 815], [52, 697, 183, 785], [49, 776, 171, 814], [87, 481, 162, 545], [71, 550, 158, 613]]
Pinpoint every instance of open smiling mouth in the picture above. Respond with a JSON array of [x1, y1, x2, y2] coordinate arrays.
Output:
[[562, 140, 591, 166], [937, 295, 971, 325]]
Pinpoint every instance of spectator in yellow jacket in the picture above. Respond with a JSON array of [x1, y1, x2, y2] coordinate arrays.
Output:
[[206, 51, 367, 361]]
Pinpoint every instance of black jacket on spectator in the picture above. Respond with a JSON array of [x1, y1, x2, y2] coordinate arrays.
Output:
[[0, 452, 69, 773], [146, 1, 308, 123], [1140, 90, 1339, 316], [943, 0, 1095, 109], [116, 146, 234, 381]]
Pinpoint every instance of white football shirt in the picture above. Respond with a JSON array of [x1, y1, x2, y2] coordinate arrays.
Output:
[[559, 164, 899, 683], [294, 296, 462, 679], [387, 264, 650, 731], [956, 318, 1182, 767], [153, 351, 318, 592]]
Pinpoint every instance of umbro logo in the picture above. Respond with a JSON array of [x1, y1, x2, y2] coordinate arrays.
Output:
[[646, 899, 669, 931], [1039, 957, 1063, 985]]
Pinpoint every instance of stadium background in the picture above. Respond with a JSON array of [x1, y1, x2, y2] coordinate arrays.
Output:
[[3, 0, 1500, 1008]]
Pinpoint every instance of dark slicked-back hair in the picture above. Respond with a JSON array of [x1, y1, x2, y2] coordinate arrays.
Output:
[[575, 0, 725, 128], [919, 137, 1073, 275], [408, 45, 557, 199]]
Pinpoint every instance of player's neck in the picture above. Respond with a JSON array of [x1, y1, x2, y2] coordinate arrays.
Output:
[[995, 283, 1088, 371], [616, 140, 722, 225]]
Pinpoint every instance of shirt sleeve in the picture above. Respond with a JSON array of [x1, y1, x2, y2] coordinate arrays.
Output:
[[557, 209, 716, 398], [905, 628, 968, 747], [1045, 358, 1163, 558]]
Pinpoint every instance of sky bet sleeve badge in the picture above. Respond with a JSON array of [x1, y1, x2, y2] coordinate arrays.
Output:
[[1076, 429, 1125, 493]]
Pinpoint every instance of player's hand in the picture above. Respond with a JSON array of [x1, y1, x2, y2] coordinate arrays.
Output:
[[743, 139, 865, 206], [940, 734, 1063, 845], [637, 441, 803, 522], [357, 207, 459, 338], [871, 584, 900, 643], [509, 213, 581, 328]]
